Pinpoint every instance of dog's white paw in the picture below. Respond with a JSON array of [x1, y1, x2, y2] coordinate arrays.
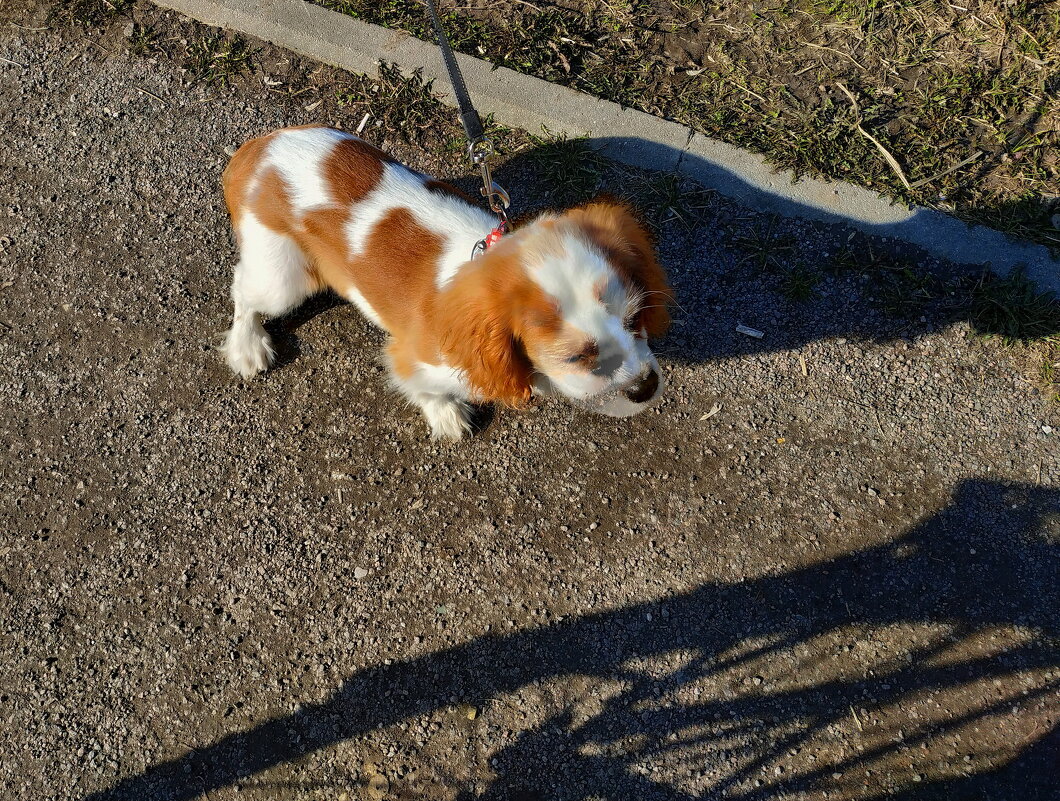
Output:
[[221, 323, 275, 379], [420, 396, 472, 440]]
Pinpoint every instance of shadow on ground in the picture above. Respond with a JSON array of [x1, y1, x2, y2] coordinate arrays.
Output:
[[84, 478, 1059, 800]]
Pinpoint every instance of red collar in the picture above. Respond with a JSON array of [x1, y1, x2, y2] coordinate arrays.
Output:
[[483, 222, 506, 249], [472, 220, 508, 259]]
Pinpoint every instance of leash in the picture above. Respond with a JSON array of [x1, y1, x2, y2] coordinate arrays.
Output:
[[423, 0, 510, 255]]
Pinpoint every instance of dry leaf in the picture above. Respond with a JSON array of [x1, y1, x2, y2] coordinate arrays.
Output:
[[699, 403, 722, 421], [456, 703, 477, 720]]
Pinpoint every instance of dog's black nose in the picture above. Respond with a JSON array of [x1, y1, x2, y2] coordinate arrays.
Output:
[[622, 368, 659, 404]]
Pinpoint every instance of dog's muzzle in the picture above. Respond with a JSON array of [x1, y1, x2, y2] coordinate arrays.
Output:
[[584, 364, 665, 418], [622, 367, 660, 404]]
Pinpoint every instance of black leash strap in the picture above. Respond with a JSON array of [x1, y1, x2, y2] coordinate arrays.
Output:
[[423, 0, 510, 219], [424, 0, 483, 144]]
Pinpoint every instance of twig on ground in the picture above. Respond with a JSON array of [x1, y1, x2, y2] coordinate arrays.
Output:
[[850, 706, 864, 731], [0, 55, 26, 67], [11, 22, 50, 31], [730, 81, 767, 104], [136, 86, 164, 102], [699, 403, 722, 422]]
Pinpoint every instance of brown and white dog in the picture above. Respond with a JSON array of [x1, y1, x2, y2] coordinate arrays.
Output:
[[221, 126, 671, 439]]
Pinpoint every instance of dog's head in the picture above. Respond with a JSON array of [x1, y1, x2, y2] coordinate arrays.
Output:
[[438, 198, 672, 416]]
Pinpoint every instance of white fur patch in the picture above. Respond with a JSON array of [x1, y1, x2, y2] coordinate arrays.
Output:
[[343, 284, 384, 329], [402, 362, 470, 397], [265, 127, 351, 213], [234, 211, 315, 316], [388, 360, 475, 439]]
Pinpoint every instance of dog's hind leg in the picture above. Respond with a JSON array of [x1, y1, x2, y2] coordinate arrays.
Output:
[[222, 213, 316, 379]]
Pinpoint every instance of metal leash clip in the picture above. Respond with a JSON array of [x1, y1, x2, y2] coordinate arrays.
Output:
[[469, 138, 510, 220]]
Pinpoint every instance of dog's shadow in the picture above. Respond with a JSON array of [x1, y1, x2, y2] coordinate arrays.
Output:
[[263, 289, 496, 433], [262, 290, 348, 372]]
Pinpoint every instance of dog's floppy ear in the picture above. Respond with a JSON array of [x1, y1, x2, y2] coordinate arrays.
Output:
[[572, 196, 672, 338], [437, 257, 534, 407]]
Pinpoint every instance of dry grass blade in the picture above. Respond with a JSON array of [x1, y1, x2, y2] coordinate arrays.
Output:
[[837, 82, 911, 191], [908, 150, 984, 189], [800, 40, 865, 70]]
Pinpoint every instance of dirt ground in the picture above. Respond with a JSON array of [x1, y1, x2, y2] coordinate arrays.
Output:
[[0, 4, 1058, 801]]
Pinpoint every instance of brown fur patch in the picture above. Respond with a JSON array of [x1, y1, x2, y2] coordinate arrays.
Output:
[[434, 243, 562, 405], [250, 168, 296, 236], [303, 207, 447, 380], [222, 132, 273, 233], [324, 137, 392, 206], [295, 206, 349, 291], [344, 207, 442, 332]]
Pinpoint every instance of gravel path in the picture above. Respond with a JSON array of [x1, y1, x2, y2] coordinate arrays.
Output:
[[1, 5, 1057, 801]]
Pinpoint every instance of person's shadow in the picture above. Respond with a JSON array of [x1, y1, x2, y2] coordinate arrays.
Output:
[[84, 477, 1059, 800]]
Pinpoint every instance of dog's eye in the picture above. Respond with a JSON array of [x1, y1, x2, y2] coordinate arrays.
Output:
[[565, 342, 599, 366]]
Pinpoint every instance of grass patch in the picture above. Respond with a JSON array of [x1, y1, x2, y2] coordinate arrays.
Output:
[[971, 269, 1060, 342], [781, 264, 821, 302], [332, 64, 528, 168], [631, 173, 716, 231], [51, 0, 135, 26], [126, 22, 161, 57], [733, 217, 795, 272], [314, 0, 1060, 252], [337, 63, 454, 142], [186, 33, 254, 87], [524, 131, 606, 205], [971, 269, 1060, 402]]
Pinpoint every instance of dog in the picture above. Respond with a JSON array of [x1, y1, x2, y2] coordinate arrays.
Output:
[[221, 126, 671, 439]]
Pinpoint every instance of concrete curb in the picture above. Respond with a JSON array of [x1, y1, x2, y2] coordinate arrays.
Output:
[[153, 0, 1060, 294]]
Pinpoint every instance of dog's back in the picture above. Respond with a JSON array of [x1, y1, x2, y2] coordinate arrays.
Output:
[[222, 126, 496, 333]]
